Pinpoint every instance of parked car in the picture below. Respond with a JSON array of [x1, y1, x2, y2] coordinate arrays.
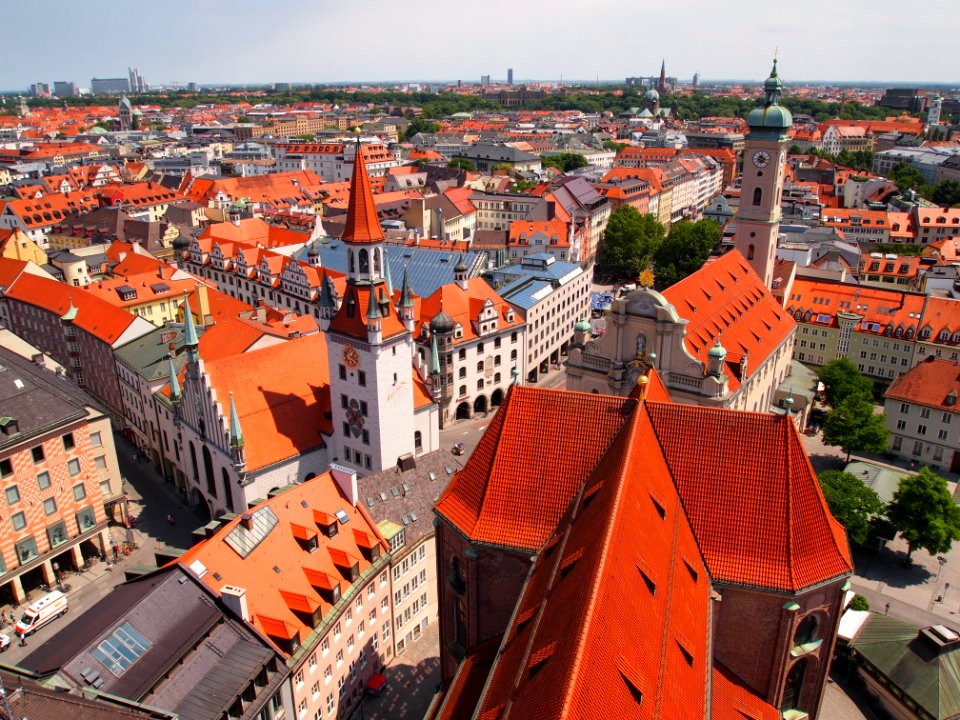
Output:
[[452, 443, 465, 456]]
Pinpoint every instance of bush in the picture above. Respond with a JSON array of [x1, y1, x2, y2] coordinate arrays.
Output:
[[848, 594, 870, 612]]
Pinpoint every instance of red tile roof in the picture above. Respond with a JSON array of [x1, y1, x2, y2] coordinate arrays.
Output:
[[663, 251, 796, 392], [341, 141, 384, 245], [884, 357, 960, 411], [201, 333, 332, 471], [5, 272, 142, 346], [472, 403, 711, 719], [711, 664, 779, 720], [646, 402, 851, 591], [176, 473, 387, 657], [434, 387, 632, 551]]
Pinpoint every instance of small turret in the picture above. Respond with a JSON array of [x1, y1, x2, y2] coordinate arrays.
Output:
[[318, 270, 337, 331], [167, 357, 181, 404], [366, 283, 382, 344], [429, 333, 442, 400], [573, 316, 591, 346], [182, 293, 201, 373], [228, 391, 246, 477], [707, 338, 726, 378], [398, 268, 416, 332], [454, 254, 469, 290], [306, 241, 321, 268]]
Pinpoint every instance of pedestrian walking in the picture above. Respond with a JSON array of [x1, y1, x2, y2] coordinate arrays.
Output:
[[18, 632, 26, 647]]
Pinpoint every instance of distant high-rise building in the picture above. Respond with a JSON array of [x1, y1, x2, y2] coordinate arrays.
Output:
[[29, 83, 50, 97], [693, 72, 700, 89], [91, 77, 130, 94], [128, 66, 146, 93], [187, 82, 198, 93], [53, 81, 78, 97], [927, 95, 942, 128], [480, 74, 491, 86], [507, 68, 514, 85]]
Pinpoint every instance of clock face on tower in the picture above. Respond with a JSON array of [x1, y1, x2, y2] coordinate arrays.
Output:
[[752, 150, 771, 169], [342, 344, 360, 368]]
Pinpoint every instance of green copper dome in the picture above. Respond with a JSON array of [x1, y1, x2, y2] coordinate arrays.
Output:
[[747, 59, 792, 133], [643, 88, 660, 102], [574, 316, 592, 333], [708, 339, 727, 359]]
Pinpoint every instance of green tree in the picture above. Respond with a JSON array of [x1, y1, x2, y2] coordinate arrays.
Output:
[[448, 158, 475, 172], [889, 163, 928, 193], [818, 358, 874, 406], [403, 118, 440, 141], [932, 180, 960, 207], [596, 206, 664, 280], [603, 139, 627, 152], [887, 467, 960, 560], [822, 396, 890, 462], [818, 470, 884, 546], [652, 219, 720, 289], [848, 594, 870, 611], [540, 153, 588, 173]]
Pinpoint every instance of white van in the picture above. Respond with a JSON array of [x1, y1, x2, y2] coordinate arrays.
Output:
[[15, 590, 68, 636]]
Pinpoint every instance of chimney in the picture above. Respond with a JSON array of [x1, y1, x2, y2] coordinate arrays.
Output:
[[221, 585, 250, 622], [329, 463, 358, 507], [239, 512, 254, 530]]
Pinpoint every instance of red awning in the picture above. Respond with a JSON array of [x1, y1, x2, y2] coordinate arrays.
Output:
[[366, 673, 387, 692]]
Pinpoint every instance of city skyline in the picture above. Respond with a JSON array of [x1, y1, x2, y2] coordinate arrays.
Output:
[[3, 0, 960, 91]]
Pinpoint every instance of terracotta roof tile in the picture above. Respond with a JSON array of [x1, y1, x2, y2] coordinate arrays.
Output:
[[885, 357, 960, 411]]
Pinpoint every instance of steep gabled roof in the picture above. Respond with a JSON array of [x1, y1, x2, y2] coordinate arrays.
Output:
[[645, 402, 851, 592], [472, 403, 711, 719], [434, 386, 632, 551], [663, 251, 796, 392]]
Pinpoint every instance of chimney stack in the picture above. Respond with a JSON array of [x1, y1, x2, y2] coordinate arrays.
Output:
[[221, 585, 250, 622]]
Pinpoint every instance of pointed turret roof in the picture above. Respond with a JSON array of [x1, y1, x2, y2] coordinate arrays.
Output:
[[229, 392, 243, 448], [167, 356, 181, 401], [430, 333, 441, 375], [399, 267, 415, 309], [182, 293, 199, 347], [341, 134, 384, 245], [384, 255, 394, 296], [319, 270, 335, 308], [366, 283, 382, 320]]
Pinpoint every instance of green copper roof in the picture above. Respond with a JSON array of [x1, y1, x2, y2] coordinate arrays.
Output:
[[430, 333, 441, 375], [574, 316, 592, 333], [708, 339, 727, 359], [747, 58, 792, 133], [399, 268, 414, 309], [366, 284, 382, 320], [60, 302, 78, 322], [384, 255, 395, 296], [229, 392, 243, 448], [167, 357, 181, 401], [182, 294, 199, 347]]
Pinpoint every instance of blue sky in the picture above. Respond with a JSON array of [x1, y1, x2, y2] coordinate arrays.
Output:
[[3, 0, 959, 90]]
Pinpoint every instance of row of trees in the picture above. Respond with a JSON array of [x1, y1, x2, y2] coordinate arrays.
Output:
[[888, 164, 960, 206], [820, 467, 960, 561], [595, 206, 721, 289], [815, 358, 960, 560]]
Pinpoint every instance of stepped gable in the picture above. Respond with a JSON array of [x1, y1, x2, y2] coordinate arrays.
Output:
[[663, 250, 795, 391], [470, 403, 711, 719], [341, 141, 384, 245], [645, 402, 851, 592], [434, 386, 631, 551]]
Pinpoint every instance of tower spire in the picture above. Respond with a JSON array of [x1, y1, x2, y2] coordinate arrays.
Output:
[[182, 292, 200, 365], [167, 356, 181, 402], [229, 392, 243, 449], [341, 127, 384, 245]]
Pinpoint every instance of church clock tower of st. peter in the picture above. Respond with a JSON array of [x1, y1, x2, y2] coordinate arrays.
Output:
[[735, 59, 793, 289]]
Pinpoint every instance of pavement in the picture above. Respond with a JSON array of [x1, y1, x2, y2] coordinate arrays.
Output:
[[350, 621, 441, 720], [1, 433, 206, 666]]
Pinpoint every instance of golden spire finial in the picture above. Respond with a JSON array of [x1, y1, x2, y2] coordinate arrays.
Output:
[[354, 125, 362, 138], [636, 374, 649, 403]]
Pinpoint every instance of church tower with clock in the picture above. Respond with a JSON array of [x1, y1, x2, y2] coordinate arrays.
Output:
[[735, 59, 793, 289], [325, 131, 417, 474]]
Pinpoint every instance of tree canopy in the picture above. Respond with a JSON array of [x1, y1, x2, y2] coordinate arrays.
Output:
[[822, 395, 890, 462], [447, 158, 475, 171], [540, 153, 588, 173], [818, 470, 884, 546], [403, 118, 440, 141], [887, 467, 960, 560], [596, 206, 664, 281], [819, 358, 874, 406], [652, 219, 721, 289]]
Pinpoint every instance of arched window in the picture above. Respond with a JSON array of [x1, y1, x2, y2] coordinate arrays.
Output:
[[414, 431, 423, 451], [221, 468, 233, 511], [203, 445, 217, 498], [753, 187, 762, 206], [781, 659, 808, 711], [359, 249, 369, 275], [374, 248, 382, 274], [795, 614, 820, 645], [348, 249, 355, 274], [189, 442, 199, 481], [747, 244, 755, 260]]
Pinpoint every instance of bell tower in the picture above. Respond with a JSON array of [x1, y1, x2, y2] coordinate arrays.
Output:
[[735, 59, 792, 289], [326, 130, 416, 474]]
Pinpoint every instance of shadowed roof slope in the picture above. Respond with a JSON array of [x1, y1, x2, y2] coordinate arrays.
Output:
[[471, 403, 711, 719], [646, 402, 851, 592], [434, 386, 632, 551]]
